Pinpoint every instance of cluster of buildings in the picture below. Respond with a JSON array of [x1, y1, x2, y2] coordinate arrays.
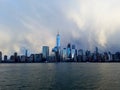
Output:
[[0, 33, 120, 63]]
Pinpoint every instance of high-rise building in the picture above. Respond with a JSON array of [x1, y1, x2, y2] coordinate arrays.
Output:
[[42, 46, 49, 60], [67, 43, 71, 59], [4, 55, 7, 62], [94, 47, 99, 61], [56, 32, 60, 48], [71, 45, 76, 59], [29, 54, 34, 62], [78, 49, 83, 56], [14, 52, 18, 62], [34, 54, 43, 62], [71, 45, 77, 61], [20, 55, 26, 62], [77, 49, 84, 62], [108, 52, 112, 61], [25, 50, 28, 57], [0, 51, 2, 62], [52, 32, 61, 52], [62, 48, 67, 60], [52, 33, 61, 62], [25, 50, 28, 62], [10, 55, 15, 62]]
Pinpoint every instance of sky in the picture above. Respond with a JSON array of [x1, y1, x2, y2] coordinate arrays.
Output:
[[0, 0, 120, 55]]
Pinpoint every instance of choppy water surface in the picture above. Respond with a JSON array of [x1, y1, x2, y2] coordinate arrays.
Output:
[[0, 63, 120, 90]]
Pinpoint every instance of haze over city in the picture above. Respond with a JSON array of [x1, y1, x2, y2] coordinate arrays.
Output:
[[0, 0, 120, 55]]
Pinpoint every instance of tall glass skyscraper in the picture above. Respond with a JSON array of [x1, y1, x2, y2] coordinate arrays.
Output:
[[52, 32, 61, 52], [52, 32, 61, 62]]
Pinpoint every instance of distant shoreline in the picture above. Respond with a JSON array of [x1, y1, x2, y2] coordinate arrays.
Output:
[[1, 62, 120, 64]]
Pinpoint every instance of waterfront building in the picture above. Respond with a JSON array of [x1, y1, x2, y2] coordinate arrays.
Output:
[[56, 32, 60, 48], [104, 52, 109, 62], [4, 55, 7, 62], [29, 54, 34, 62], [71, 45, 77, 61], [48, 53, 56, 62], [78, 49, 83, 56], [25, 50, 28, 57], [34, 54, 42, 62], [77, 49, 84, 62], [25, 50, 28, 62], [20, 55, 26, 62], [85, 50, 91, 62], [17, 56, 21, 62], [14, 52, 18, 62], [67, 43, 71, 59], [52, 32, 61, 62], [42, 46, 49, 61], [71, 45, 75, 59], [108, 52, 112, 62], [9, 55, 14, 62], [114, 52, 120, 62], [62, 48, 67, 61]]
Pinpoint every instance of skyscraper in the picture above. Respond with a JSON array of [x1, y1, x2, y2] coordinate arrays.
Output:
[[67, 43, 71, 59], [42, 46, 49, 60], [25, 50, 28, 62], [78, 49, 83, 56], [56, 32, 60, 48], [14, 52, 18, 62], [4, 55, 7, 62], [78, 49, 84, 62], [52, 32, 61, 52], [71, 45, 76, 59], [25, 50, 28, 57], [62, 48, 67, 60], [52, 32, 61, 62]]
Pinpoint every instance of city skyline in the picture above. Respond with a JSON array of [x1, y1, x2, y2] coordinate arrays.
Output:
[[0, 33, 120, 63], [1, 1, 120, 90], [0, 0, 120, 55]]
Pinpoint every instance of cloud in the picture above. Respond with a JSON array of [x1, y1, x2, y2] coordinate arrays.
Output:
[[0, 0, 120, 56], [68, 0, 120, 52]]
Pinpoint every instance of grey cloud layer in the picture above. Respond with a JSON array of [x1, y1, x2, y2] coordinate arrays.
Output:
[[0, 0, 120, 55]]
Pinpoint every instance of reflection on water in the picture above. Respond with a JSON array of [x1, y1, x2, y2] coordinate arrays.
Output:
[[0, 63, 120, 90]]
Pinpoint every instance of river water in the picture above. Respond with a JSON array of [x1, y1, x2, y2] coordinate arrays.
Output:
[[0, 63, 120, 90]]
